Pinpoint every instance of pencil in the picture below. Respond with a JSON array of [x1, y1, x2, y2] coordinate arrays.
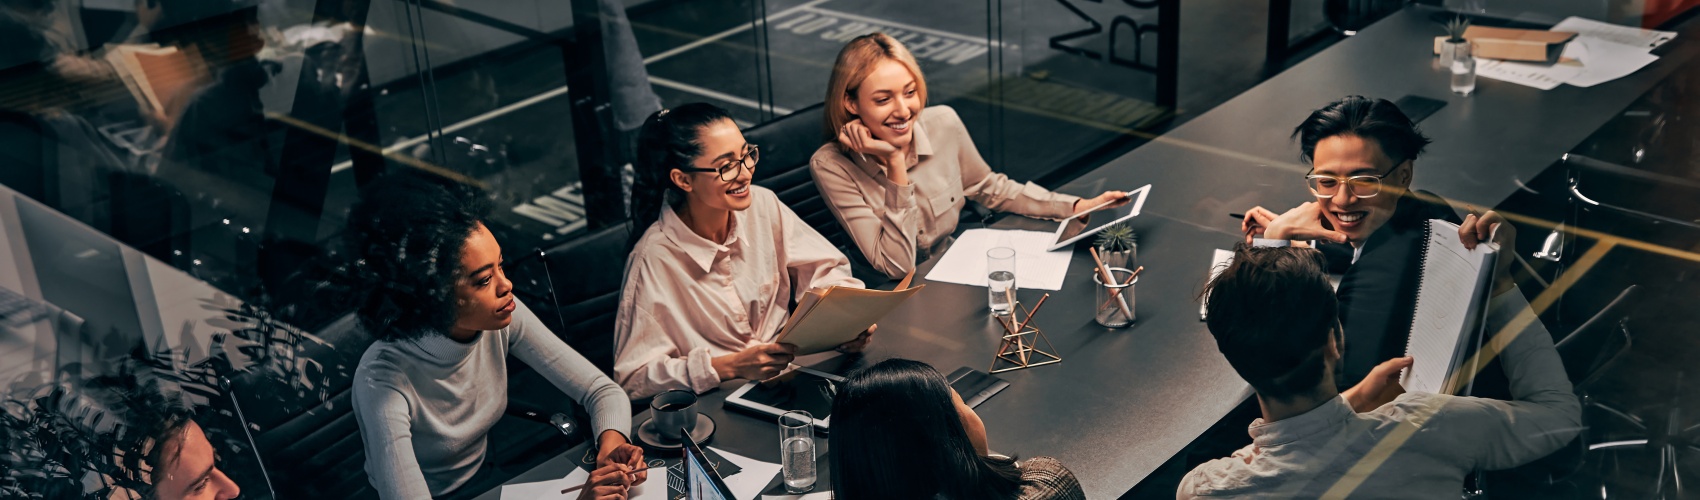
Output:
[[560, 465, 663, 495], [1089, 247, 1133, 319]]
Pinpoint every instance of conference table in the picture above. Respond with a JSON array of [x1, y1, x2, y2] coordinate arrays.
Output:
[[480, 4, 1699, 498]]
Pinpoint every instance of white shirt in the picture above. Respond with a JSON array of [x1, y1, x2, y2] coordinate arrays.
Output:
[[1178, 288, 1581, 498], [614, 186, 862, 398]]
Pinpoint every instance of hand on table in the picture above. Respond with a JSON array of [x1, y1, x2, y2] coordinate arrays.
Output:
[[1243, 202, 1348, 245], [576, 463, 633, 500], [1459, 209, 1517, 295], [836, 324, 876, 353], [1072, 191, 1130, 215], [1342, 356, 1413, 412], [714, 342, 798, 381], [595, 431, 646, 486]]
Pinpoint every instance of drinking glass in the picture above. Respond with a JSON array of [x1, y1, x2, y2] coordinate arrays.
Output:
[[987, 247, 1017, 316], [1093, 267, 1137, 327], [1450, 42, 1477, 96], [778, 411, 816, 493]]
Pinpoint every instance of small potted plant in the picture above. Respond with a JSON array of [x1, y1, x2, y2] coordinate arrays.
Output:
[[1094, 223, 1138, 271], [1440, 15, 1470, 67]]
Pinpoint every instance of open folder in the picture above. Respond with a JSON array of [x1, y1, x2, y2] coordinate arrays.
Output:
[[1401, 220, 1499, 395], [774, 273, 923, 355]]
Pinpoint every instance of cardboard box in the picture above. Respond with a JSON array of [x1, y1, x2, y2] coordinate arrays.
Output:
[[1433, 26, 1577, 64]]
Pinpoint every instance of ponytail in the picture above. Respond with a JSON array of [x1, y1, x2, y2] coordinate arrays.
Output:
[[628, 103, 734, 249]]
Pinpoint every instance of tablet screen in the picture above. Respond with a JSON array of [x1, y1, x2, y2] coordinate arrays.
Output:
[[738, 369, 839, 419], [1053, 197, 1136, 247]]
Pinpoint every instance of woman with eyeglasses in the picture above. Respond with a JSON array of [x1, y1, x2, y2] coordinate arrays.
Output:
[[614, 103, 872, 399], [1237, 95, 1522, 391], [809, 33, 1129, 280]]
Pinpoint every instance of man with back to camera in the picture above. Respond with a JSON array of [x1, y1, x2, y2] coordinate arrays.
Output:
[[1177, 245, 1579, 498]]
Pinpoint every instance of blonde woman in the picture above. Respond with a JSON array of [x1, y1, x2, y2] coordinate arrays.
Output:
[[809, 33, 1128, 280]]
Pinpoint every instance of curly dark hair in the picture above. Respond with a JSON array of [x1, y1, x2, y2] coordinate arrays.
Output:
[[345, 171, 491, 341], [0, 361, 198, 500]]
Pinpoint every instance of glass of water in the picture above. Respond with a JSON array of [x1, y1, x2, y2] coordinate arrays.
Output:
[[779, 410, 816, 493], [1450, 42, 1477, 96], [987, 247, 1017, 316]]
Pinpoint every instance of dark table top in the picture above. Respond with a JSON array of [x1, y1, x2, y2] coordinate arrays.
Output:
[[481, 5, 1700, 499]]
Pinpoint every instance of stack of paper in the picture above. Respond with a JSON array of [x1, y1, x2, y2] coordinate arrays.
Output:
[[501, 447, 783, 500], [1476, 16, 1673, 90]]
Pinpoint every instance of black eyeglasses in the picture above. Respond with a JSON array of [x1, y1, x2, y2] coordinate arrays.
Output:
[[1304, 165, 1398, 199], [680, 144, 760, 182]]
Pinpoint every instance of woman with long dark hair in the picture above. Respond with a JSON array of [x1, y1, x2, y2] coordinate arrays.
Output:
[[347, 172, 642, 499], [831, 359, 1085, 500], [614, 103, 872, 399]]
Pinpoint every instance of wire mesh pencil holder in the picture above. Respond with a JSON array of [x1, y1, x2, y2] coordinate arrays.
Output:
[[990, 300, 1061, 374]]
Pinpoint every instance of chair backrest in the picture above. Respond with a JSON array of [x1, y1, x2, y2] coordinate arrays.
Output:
[[743, 104, 890, 283], [744, 104, 846, 246], [509, 223, 633, 374], [1555, 284, 1642, 387]]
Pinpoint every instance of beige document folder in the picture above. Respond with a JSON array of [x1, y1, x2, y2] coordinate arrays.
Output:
[[775, 274, 922, 355]]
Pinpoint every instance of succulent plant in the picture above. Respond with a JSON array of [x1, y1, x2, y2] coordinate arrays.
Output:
[[1094, 223, 1137, 253], [1443, 15, 1470, 43]]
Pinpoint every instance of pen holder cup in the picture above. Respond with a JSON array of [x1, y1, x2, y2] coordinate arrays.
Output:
[[1093, 267, 1137, 328]]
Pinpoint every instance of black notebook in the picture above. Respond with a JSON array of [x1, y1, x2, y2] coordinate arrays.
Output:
[[1401, 220, 1499, 395]]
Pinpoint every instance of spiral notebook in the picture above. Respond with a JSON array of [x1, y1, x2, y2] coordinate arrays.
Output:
[[1401, 220, 1499, 395]]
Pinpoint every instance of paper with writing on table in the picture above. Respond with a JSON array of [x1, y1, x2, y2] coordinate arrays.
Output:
[[1402, 220, 1498, 396], [775, 279, 922, 355], [1551, 16, 1676, 50], [923, 229, 1074, 291], [1200, 249, 1233, 321], [1562, 36, 1661, 88]]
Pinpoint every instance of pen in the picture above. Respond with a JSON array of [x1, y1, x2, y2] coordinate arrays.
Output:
[[560, 465, 664, 495], [1228, 213, 1245, 220]]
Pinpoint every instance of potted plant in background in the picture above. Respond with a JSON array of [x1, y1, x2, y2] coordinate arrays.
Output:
[[1094, 223, 1138, 271], [1438, 16, 1478, 94], [1440, 15, 1470, 67]]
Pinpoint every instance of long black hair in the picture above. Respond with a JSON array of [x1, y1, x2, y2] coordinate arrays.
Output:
[[628, 102, 734, 248], [830, 359, 1023, 500], [344, 170, 490, 341]]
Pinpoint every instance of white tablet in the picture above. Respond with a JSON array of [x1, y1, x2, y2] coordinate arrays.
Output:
[[724, 366, 842, 432], [1047, 184, 1151, 251]]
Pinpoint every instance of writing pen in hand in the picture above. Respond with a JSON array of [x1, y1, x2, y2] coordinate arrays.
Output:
[[559, 465, 664, 495], [1229, 213, 1245, 220]]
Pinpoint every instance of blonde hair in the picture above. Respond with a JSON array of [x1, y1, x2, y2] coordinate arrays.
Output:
[[823, 33, 928, 144]]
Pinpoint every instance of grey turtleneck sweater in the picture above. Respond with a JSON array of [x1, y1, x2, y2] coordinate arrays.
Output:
[[352, 299, 630, 498]]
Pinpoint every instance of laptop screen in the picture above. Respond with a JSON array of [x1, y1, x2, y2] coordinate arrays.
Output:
[[682, 430, 734, 500]]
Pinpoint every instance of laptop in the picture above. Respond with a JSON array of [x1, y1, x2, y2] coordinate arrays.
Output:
[[682, 428, 736, 500]]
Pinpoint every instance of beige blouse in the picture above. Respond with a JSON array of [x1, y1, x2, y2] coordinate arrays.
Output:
[[614, 185, 863, 399], [810, 105, 1081, 280]]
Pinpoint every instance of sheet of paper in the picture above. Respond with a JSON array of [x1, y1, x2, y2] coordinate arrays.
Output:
[[501, 468, 589, 500], [1476, 58, 1581, 90], [712, 447, 784, 500], [1403, 221, 1496, 395], [923, 229, 1073, 291], [1563, 36, 1661, 87], [1552, 16, 1676, 50], [1200, 249, 1233, 321], [763, 493, 833, 500]]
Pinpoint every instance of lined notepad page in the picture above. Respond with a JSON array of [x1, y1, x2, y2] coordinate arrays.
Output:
[[1403, 221, 1497, 394]]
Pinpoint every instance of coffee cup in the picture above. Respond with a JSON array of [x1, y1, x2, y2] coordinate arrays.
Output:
[[650, 390, 698, 442]]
